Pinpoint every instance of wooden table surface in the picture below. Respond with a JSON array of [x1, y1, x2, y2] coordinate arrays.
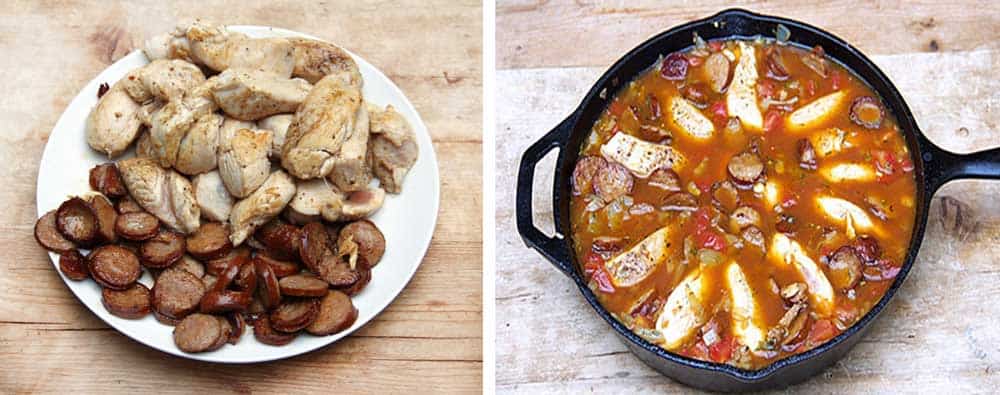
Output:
[[496, 1, 1000, 393], [0, 1, 482, 393]]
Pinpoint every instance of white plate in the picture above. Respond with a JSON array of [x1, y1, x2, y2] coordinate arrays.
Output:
[[35, 26, 440, 363]]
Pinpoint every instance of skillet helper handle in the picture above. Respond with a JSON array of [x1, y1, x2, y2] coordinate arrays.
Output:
[[923, 144, 1000, 192], [515, 117, 575, 276]]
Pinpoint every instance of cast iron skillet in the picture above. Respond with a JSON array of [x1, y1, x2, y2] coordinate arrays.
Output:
[[515, 8, 1000, 391]]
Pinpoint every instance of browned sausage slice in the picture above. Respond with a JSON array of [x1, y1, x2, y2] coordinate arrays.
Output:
[[152, 268, 205, 321], [173, 313, 223, 353], [87, 195, 118, 244], [269, 299, 320, 333], [827, 246, 862, 290], [728, 152, 765, 187], [255, 220, 301, 260], [212, 315, 233, 351], [87, 245, 141, 290], [338, 268, 371, 296], [299, 222, 330, 274], [89, 163, 127, 198], [56, 197, 99, 246], [206, 247, 251, 277], [224, 313, 244, 345], [115, 196, 144, 215], [235, 260, 257, 292], [115, 212, 160, 241], [648, 168, 682, 191], [278, 274, 329, 297], [594, 162, 634, 203], [255, 253, 300, 278], [35, 210, 77, 253], [315, 252, 360, 287], [139, 230, 186, 269], [306, 290, 358, 336], [254, 255, 282, 310], [154, 310, 182, 326], [200, 290, 252, 313], [102, 283, 151, 319], [186, 222, 233, 261], [201, 274, 218, 291], [337, 220, 385, 270], [58, 250, 89, 280], [174, 255, 205, 278], [252, 315, 298, 346], [572, 156, 608, 196]]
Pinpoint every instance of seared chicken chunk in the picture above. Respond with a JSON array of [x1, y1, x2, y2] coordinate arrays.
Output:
[[192, 170, 234, 222], [118, 157, 200, 234], [604, 227, 671, 287], [86, 85, 142, 158], [368, 104, 418, 194], [281, 73, 362, 179], [228, 37, 295, 77], [147, 77, 220, 168], [184, 20, 247, 71], [174, 112, 223, 175], [258, 114, 293, 159], [139, 59, 206, 102], [168, 171, 201, 233], [228, 170, 296, 246], [656, 271, 710, 349], [211, 69, 311, 121], [327, 104, 370, 192], [289, 37, 361, 85], [218, 128, 272, 198]]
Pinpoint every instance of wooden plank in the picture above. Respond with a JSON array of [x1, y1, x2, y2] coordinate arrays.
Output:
[[497, 0, 1000, 69], [495, 45, 1000, 391], [0, 1, 482, 393]]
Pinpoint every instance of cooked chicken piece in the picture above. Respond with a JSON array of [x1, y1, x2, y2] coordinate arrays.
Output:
[[287, 178, 338, 224], [786, 91, 846, 132], [86, 85, 142, 158], [137, 100, 164, 126], [726, 42, 764, 131], [211, 69, 311, 121], [143, 25, 192, 62], [726, 263, 766, 350], [810, 128, 848, 157], [148, 77, 220, 167], [220, 117, 257, 137], [600, 132, 685, 178], [185, 20, 247, 71], [120, 68, 152, 103], [218, 128, 272, 198], [335, 186, 385, 221], [819, 163, 876, 183], [228, 37, 295, 77], [118, 157, 189, 232], [815, 196, 882, 238], [229, 170, 296, 246], [174, 112, 223, 175], [604, 227, 671, 287], [368, 104, 418, 194], [669, 96, 715, 141], [763, 180, 781, 209], [192, 170, 233, 222], [281, 73, 363, 179], [327, 104, 370, 192], [288, 38, 362, 85], [257, 114, 293, 159], [168, 171, 200, 233], [140, 59, 206, 102], [135, 131, 154, 159], [768, 234, 835, 314], [656, 271, 709, 349]]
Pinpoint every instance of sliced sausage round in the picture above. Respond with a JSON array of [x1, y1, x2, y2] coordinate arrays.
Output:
[[56, 197, 99, 246], [235, 259, 257, 292], [102, 283, 151, 319], [139, 230, 186, 269], [338, 268, 371, 296], [270, 299, 320, 333], [705, 52, 732, 92], [252, 315, 298, 346], [315, 252, 360, 287], [728, 152, 765, 187], [254, 255, 282, 310], [306, 290, 358, 336], [58, 250, 89, 280], [854, 235, 882, 265], [213, 315, 234, 350], [337, 220, 385, 270], [174, 255, 205, 278], [154, 310, 182, 326], [115, 196, 144, 215], [89, 163, 127, 198], [87, 195, 118, 244], [711, 181, 740, 212], [730, 206, 763, 230], [224, 313, 244, 345], [212, 259, 242, 291], [850, 96, 884, 129], [200, 290, 252, 314], [115, 212, 159, 241], [299, 222, 331, 274], [206, 247, 251, 277], [827, 246, 863, 290], [571, 156, 608, 196], [798, 139, 818, 170], [648, 168, 682, 192], [87, 245, 141, 290], [35, 210, 77, 253], [173, 313, 223, 353], [254, 220, 301, 260], [594, 162, 634, 203], [152, 268, 205, 321], [186, 222, 232, 261], [278, 274, 329, 297], [255, 253, 300, 278]]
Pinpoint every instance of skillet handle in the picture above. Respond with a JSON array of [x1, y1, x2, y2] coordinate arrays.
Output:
[[515, 117, 575, 277], [923, 143, 1000, 192]]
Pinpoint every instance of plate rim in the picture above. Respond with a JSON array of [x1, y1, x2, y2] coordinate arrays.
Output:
[[34, 24, 441, 363]]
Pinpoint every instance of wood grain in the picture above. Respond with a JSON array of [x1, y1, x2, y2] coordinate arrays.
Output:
[[496, 1, 1000, 392], [0, 0, 482, 393]]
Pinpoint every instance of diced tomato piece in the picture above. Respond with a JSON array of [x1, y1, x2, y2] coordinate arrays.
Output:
[[881, 264, 901, 280], [687, 55, 704, 67], [899, 158, 914, 172], [698, 232, 726, 251], [591, 266, 616, 293], [608, 100, 626, 117], [682, 340, 710, 360], [708, 40, 724, 52], [763, 109, 783, 132], [583, 251, 603, 277], [757, 79, 776, 99], [835, 304, 859, 325], [708, 334, 736, 363], [696, 179, 713, 194], [807, 319, 837, 345], [694, 207, 712, 230], [709, 101, 727, 120]]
